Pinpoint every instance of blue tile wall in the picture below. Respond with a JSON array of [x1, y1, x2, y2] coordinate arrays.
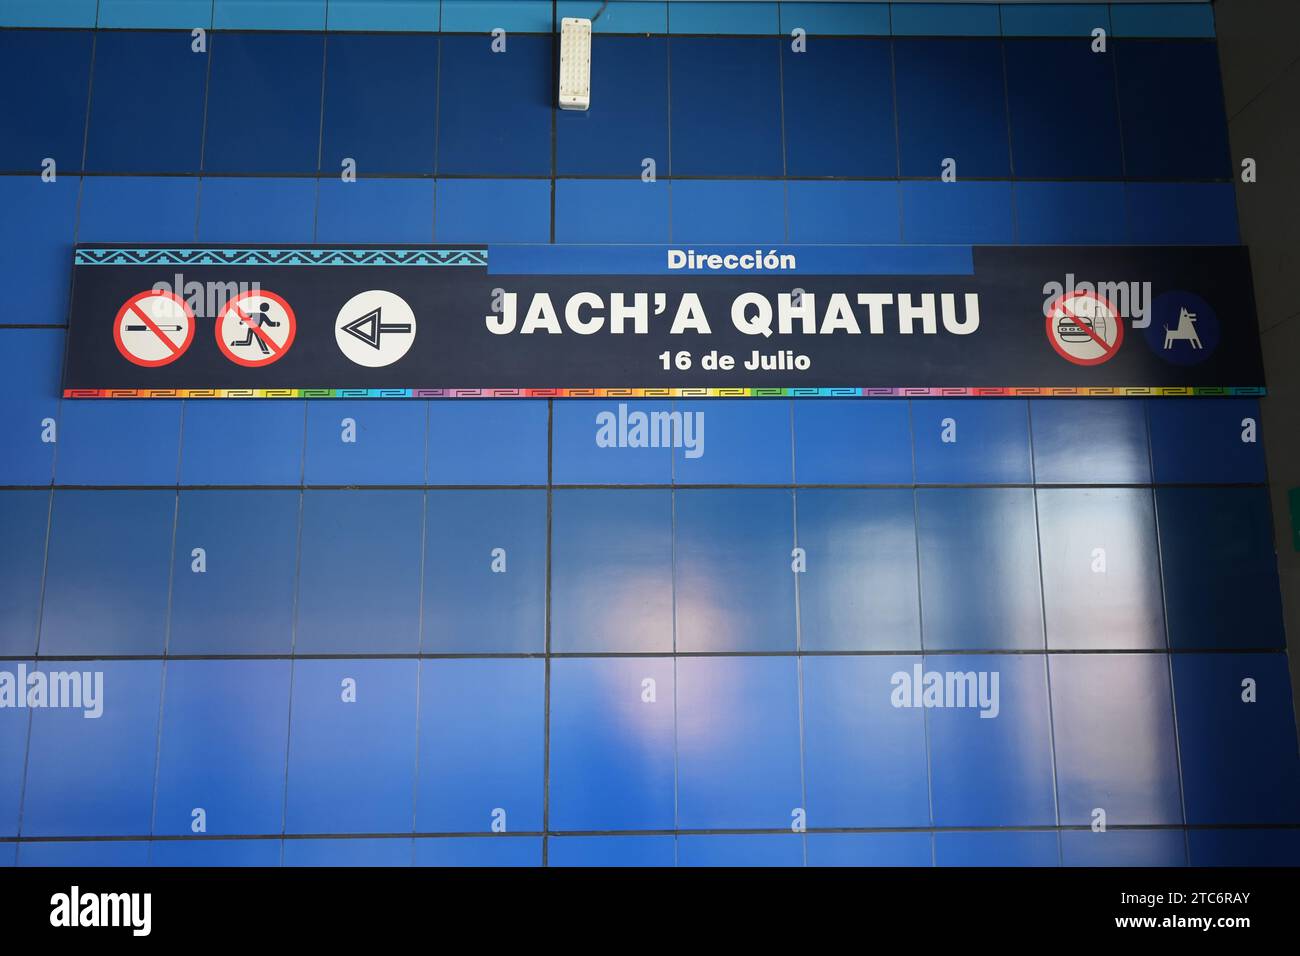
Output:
[[4, 8, 1294, 868]]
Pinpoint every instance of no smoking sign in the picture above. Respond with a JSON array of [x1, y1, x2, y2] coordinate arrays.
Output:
[[1045, 290, 1123, 366]]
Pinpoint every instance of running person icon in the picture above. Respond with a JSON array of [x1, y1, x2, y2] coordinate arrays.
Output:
[[230, 302, 281, 355]]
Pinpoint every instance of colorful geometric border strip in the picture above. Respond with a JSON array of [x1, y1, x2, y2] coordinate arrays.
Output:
[[73, 248, 488, 267], [63, 386, 1267, 399]]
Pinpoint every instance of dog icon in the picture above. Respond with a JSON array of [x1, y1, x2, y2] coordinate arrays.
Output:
[[1163, 308, 1202, 350]]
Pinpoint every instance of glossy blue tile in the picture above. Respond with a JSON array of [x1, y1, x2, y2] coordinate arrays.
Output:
[[169, 491, 298, 655], [151, 839, 281, 866], [0, 844, 11, 866], [1111, 3, 1216, 38], [179, 400, 305, 485], [795, 490, 921, 651], [315, 178, 435, 243], [1173, 653, 1300, 825], [999, 4, 1109, 37], [1050, 653, 1183, 826], [40, 491, 174, 656], [895, 38, 1008, 177], [0, 0, 97, 27], [0, 177, 79, 326], [296, 491, 423, 653], [549, 658, 676, 830], [423, 490, 547, 653], [673, 399, 791, 483], [676, 656, 802, 829], [806, 832, 932, 867], [1014, 182, 1127, 245], [1126, 183, 1239, 245], [782, 39, 894, 177], [436, 35, 551, 175], [0, 661, 30, 836], [440, 0, 552, 31], [935, 831, 1059, 866], [669, 1, 777, 34], [78, 176, 199, 243], [204, 32, 323, 174], [85, 31, 206, 172], [779, 2, 890, 35], [678, 834, 802, 866], [558, 2, 667, 33], [304, 401, 426, 485], [55, 400, 181, 485], [1060, 829, 1187, 866], [548, 835, 676, 867], [414, 836, 541, 866], [21, 660, 162, 836], [1148, 399, 1265, 484], [197, 178, 317, 243], [1004, 39, 1122, 178], [321, 34, 437, 175], [284, 838, 410, 866], [1187, 829, 1300, 867], [0, 329, 62, 483], [98, 0, 212, 28], [552, 400, 674, 483], [415, 659, 545, 834], [214, 0, 326, 30], [793, 399, 911, 483], [0, 495, 48, 658], [556, 36, 668, 176], [0, 29, 91, 172], [803, 656, 929, 827], [433, 178, 551, 243], [327, 0, 438, 31], [916, 489, 1044, 651], [913, 399, 1031, 483], [155, 660, 291, 836], [1157, 487, 1283, 650], [54, 402, 178, 487], [284, 659, 418, 834], [889, 2, 1001, 36], [674, 490, 796, 652], [900, 181, 1015, 244], [426, 401, 548, 483], [787, 181, 902, 244], [669, 180, 786, 243], [1116, 40, 1230, 179], [1037, 489, 1165, 650], [551, 490, 672, 653], [19, 842, 151, 866], [669, 37, 782, 176], [554, 181, 670, 243], [926, 653, 1057, 826], [1030, 398, 1151, 483]]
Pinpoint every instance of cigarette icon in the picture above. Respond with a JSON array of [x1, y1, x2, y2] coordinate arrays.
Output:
[[124, 323, 184, 332]]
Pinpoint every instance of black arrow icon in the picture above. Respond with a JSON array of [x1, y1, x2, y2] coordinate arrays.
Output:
[[341, 307, 413, 350]]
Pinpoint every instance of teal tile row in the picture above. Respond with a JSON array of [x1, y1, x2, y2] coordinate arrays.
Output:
[[0, 1, 1215, 37]]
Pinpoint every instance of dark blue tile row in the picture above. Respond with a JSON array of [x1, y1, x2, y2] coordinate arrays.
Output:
[[0, 1, 1219, 38], [0, 31, 1231, 181], [2, 655, 1297, 840], [0, 484, 1283, 655]]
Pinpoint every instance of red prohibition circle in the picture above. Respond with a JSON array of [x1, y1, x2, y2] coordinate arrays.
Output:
[[1044, 290, 1124, 367], [215, 290, 297, 368], [113, 290, 196, 368]]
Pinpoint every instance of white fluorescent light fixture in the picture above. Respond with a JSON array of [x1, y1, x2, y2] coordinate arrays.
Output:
[[558, 17, 592, 111]]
